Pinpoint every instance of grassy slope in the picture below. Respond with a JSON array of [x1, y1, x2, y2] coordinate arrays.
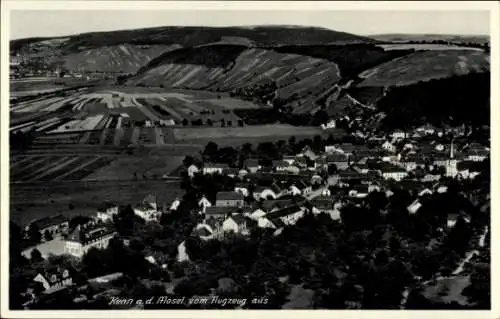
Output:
[[63, 44, 181, 73], [358, 50, 490, 87]]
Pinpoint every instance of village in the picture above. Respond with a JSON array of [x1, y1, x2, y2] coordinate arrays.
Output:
[[12, 121, 490, 309]]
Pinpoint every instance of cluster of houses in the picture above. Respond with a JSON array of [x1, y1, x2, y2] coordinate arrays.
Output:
[[18, 128, 489, 301], [182, 130, 489, 242]]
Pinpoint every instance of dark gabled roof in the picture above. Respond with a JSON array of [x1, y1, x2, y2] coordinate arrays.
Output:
[[39, 267, 72, 283], [222, 168, 239, 175], [380, 164, 407, 173], [261, 199, 297, 212], [339, 170, 361, 179], [196, 227, 212, 237], [267, 205, 303, 219], [234, 182, 249, 189], [205, 206, 234, 217], [216, 191, 244, 201], [30, 214, 68, 230], [272, 160, 290, 167], [269, 218, 286, 229], [228, 214, 248, 225]]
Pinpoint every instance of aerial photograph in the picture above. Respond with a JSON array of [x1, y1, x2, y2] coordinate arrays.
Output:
[[6, 6, 491, 312]]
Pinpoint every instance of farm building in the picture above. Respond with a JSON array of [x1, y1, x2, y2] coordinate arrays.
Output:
[[65, 223, 117, 258], [33, 267, 73, 293], [203, 163, 230, 175], [215, 191, 245, 207], [26, 215, 69, 241]]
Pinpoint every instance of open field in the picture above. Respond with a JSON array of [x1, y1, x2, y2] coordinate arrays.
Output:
[[10, 154, 116, 182], [83, 155, 183, 181], [10, 180, 183, 226], [9, 87, 261, 134], [359, 50, 490, 87], [173, 124, 323, 141]]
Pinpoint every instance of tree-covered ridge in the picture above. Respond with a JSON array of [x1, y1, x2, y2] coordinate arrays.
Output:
[[375, 73, 490, 131]]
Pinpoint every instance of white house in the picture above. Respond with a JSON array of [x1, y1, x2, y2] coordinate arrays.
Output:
[[133, 202, 161, 222], [288, 185, 302, 196], [391, 130, 406, 140], [382, 141, 396, 153], [65, 223, 117, 258], [257, 217, 278, 229], [203, 163, 229, 175], [187, 164, 199, 178], [176, 241, 190, 262], [96, 205, 119, 223], [407, 200, 422, 214], [198, 196, 212, 213], [321, 188, 332, 196], [267, 206, 305, 226], [381, 166, 408, 181], [222, 215, 249, 235], [195, 223, 215, 241], [234, 185, 250, 197], [321, 119, 336, 130], [253, 186, 280, 201], [170, 198, 181, 211], [33, 268, 72, 292], [246, 208, 267, 221]]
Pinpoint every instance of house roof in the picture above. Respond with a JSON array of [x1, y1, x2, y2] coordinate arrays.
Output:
[[196, 227, 213, 237], [261, 199, 300, 212], [272, 160, 290, 167], [326, 153, 349, 162], [38, 267, 71, 283], [205, 162, 229, 169], [216, 191, 244, 201], [30, 215, 68, 230], [267, 205, 303, 219], [67, 224, 116, 245], [339, 170, 361, 180], [227, 214, 248, 225], [205, 206, 233, 217], [380, 165, 407, 173], [222, 168, 239, 175], [134, 202, 156, 211]]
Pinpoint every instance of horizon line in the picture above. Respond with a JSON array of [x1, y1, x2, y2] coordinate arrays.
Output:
[[9, 24, 491, 41]]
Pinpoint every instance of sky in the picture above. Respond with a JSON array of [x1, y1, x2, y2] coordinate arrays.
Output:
[[10, 10, 490, 40]]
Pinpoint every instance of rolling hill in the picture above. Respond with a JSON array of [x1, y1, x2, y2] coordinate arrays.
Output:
[[10, 25, 491, 128], [11, 26, 376, 55], [358, 50, 490, 87]]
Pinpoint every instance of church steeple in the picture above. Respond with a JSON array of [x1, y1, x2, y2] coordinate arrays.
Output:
[[450, 137, 454, 159]]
